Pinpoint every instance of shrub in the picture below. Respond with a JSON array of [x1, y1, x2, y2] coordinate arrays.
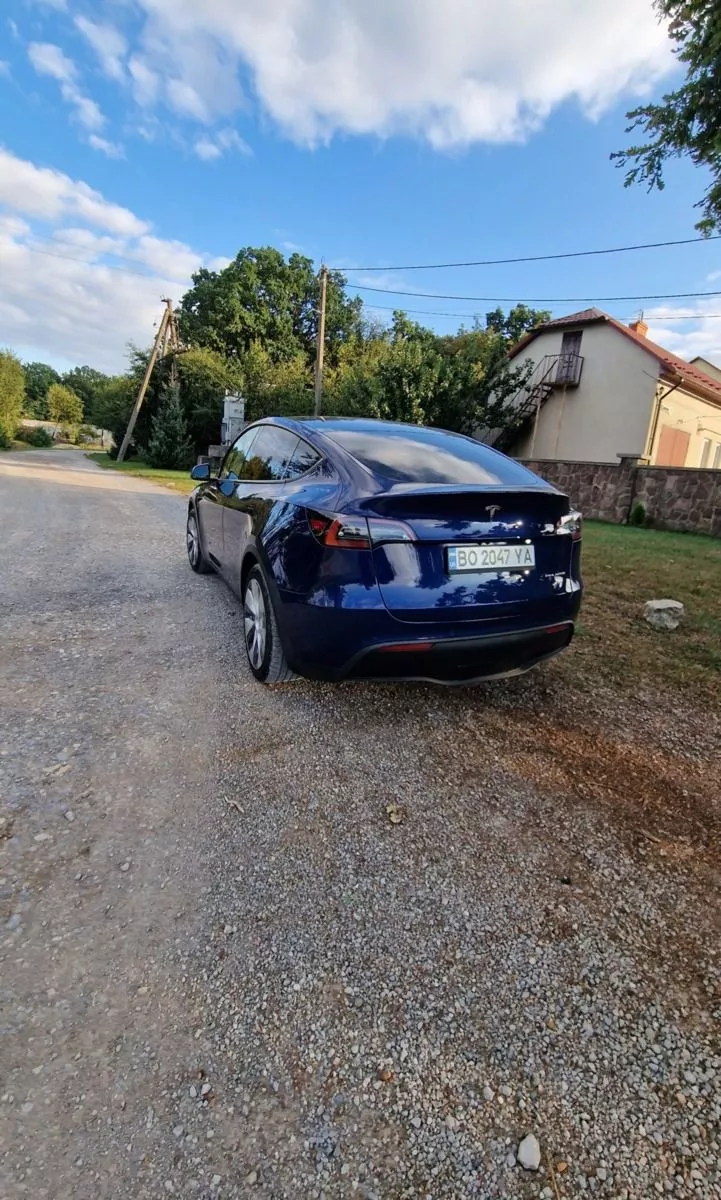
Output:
[[74, 424, 97, 445], [629, 501, 646, 526], [24, 426, 54, 447], [0, 429, 12, 450], [0, 350, 24, 443]]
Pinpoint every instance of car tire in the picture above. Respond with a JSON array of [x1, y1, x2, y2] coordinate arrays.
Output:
[[243, 564, 296, 684], [186, 509, 213, 574]]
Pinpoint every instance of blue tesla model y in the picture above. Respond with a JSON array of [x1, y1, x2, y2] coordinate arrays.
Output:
[[186, 418, 582, 684]]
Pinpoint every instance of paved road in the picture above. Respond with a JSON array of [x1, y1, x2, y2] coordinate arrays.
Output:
[[1, 448, 718, 1200]]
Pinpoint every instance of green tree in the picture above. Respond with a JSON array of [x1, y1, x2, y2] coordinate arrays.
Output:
[[47, 383, 84, 430], [23, 361, 60, 419], [146, 379, 194, 469], [61, 366, 110, 425], [92, 375, 137, 457], [483, 305, 551, 344], [612, 1, 721, 233], [175, 346, 244, 451], [178, 247, 362, 366], [0, 350, 25, 446]]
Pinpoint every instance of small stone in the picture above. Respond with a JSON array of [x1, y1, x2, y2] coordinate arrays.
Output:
[[173, 1125, 184, 1138], [596, 1167, 608, 1181], [189, 1085, 197, 1099], [201, 1083, 211, 1096], [517, 1133, 541, 1171], [211, 1175, 221, 1187], [164, 1183, 174, 1194], [120, 861, 131, 872], [63, 810, 75, 822], [411, 1116, 422, 1129], [340, 1163, 351, 1176], [505, 1152, 517, 1168], [643, 599, 684, 630], [482, 1085, 494, 1101], [246, 1170, 258, 1185]]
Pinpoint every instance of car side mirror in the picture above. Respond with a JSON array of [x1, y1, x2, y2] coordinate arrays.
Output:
[[190, 463, 211, 481]]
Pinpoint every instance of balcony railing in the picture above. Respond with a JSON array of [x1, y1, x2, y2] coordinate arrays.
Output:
[[552, 351, 583, 387]]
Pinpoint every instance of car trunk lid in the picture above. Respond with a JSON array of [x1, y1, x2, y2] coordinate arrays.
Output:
[[360, 486, 576, 624]]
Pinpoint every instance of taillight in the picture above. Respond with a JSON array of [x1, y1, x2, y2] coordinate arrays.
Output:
[[307, 511, 417, 550], [307, 511, 370, 550], [556, 510, 583, 540]]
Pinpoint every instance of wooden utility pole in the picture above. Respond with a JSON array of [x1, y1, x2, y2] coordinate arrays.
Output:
[[314, 265, 328, 417], [117, 298, 174, 463]]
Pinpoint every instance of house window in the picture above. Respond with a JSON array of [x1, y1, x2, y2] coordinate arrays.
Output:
[[556, 331, 583, 385], [700, 438, 712, 468], [713, 442, 721, 469]]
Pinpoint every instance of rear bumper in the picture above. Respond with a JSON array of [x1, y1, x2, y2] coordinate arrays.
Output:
[[343, 621, 574, 683], [283, 605, 576, 682]]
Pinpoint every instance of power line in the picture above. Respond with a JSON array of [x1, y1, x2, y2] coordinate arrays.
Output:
[[364, 302, 721, 321], [1, 241, 177, 281], [7, 237, 721, 318], [337, 234, 721, 273], [352, 285, 721, 303]]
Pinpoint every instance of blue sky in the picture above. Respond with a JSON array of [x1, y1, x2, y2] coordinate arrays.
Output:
[[1, 0, 720, 373]]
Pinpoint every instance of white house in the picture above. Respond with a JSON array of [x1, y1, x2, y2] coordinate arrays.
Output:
[[495, 308, 721, 468]]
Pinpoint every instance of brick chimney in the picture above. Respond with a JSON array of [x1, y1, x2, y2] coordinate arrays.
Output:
[[629, 318, 649, 337]]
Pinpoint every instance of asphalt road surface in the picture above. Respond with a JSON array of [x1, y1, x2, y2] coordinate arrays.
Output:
[[1, 448, 718, 1200]]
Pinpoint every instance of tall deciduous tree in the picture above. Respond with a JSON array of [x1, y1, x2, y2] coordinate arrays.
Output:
[[0, 350, 25, 446], [47, 383, 84, 429], [612, 1, 721, 233], [23, 361, 60, 419], [62, 366, 110, 425], [178, 247, 362, 366]]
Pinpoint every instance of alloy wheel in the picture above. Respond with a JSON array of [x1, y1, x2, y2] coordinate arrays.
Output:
[[186, 514, 199, 567], [244, 577, 267, 669]]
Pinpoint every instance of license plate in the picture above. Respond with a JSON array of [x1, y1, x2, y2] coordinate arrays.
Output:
[[446, 543, 536, 573]]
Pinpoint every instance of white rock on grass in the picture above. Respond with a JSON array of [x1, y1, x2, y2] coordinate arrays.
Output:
[[517, 1133, 541, 1171], [644, 599, 684, 630]]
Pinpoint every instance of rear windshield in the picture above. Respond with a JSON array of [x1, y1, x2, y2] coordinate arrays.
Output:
[[323, 425, 539, 486]]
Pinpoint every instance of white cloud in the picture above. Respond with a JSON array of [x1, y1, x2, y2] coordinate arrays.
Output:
[[128, 57, 160, 106], [119, 0, 672, 146], [75, 17, 128, 82], [166, 78, 209, 121], [28, 41, 106, 132], [0, 148, 148, 236], [0, 150, 219, 370], [193, 127, 252, 160], [0, 61, 9, 76], [88, 134, 125, 158], [644, 303, 721, 367], [194, 137, 222, 161], [28, 41, 76, 83]]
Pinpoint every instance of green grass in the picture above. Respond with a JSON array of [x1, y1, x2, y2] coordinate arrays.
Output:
[[570, 521, 721, 698], [86, 452, 197, 494]]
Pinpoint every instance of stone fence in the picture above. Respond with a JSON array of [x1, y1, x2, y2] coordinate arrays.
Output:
[[520, 456, 721, 537]]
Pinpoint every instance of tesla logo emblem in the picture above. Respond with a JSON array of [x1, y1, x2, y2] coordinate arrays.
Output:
[[485, 505, 501, 519]]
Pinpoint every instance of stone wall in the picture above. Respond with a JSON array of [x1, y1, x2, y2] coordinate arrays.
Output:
[[521, 457, 721, 537]]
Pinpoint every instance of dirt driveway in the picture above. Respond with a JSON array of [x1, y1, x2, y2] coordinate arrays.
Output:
[[1, 448, 719, 1200]]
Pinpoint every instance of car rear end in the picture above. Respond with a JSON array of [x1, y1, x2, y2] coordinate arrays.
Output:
[[269, 422, 582, 684]]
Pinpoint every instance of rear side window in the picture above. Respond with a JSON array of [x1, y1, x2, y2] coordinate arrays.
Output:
[[241, 426, 304, 482], [323, 425, 538, 486], [286, 437, 321, 479]]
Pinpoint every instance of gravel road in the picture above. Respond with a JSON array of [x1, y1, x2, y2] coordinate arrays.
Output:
[[1, 447, 719, 1200]]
